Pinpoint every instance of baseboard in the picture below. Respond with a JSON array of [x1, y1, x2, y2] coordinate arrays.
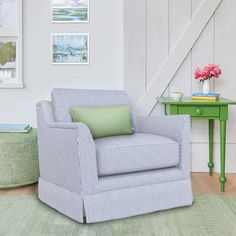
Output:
[[191, 143, 236, 173]]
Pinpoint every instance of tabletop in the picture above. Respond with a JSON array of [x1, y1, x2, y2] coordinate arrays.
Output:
[[158, 97, 236, 105]]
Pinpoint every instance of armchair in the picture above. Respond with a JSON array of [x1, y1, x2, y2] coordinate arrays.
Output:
[[37, 89, 193, 223]]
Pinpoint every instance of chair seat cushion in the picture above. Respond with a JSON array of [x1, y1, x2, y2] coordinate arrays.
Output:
[[95, 133, 179, 177]]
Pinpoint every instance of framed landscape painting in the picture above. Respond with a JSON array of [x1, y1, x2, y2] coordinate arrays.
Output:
[[52, 0, 89, 23], [52, 33, 89, 65], [0, 39, 22, 87], [0, 0, 23, 88]]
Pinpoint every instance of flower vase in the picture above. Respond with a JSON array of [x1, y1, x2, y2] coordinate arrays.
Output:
[[203, 80, 210, 94]]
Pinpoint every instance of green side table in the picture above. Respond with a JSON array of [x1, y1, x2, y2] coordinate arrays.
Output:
[[0, 129, 39, 189], [160, 97, 236, 192]]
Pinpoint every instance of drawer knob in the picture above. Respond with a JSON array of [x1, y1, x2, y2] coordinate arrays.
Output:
[[196, 108, 203, 115]]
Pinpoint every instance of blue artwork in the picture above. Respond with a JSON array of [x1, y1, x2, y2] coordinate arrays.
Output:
[[52, 34, 89, 64], [52, 0, 89, 23]]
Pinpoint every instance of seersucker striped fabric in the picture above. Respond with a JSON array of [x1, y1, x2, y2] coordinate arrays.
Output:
[[36, 89, 192, 223]]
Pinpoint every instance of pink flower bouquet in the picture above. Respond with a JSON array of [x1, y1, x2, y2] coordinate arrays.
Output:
[[194, 64, 222, 82]]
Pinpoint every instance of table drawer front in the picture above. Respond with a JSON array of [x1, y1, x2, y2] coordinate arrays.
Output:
[[178, 106, 219, 117]]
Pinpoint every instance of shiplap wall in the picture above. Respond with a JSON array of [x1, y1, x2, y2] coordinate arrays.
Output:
[[124, 0, 236, 173]]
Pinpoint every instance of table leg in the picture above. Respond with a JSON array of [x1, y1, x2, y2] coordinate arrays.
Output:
[[220, 120, 227, 192], [208, 119, 214, 176]]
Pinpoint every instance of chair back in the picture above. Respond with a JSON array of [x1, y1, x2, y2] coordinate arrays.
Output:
[[51, 89, 136, 127]]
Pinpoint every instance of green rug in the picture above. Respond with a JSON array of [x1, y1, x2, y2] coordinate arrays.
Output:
[[1, 195, 236, 236]]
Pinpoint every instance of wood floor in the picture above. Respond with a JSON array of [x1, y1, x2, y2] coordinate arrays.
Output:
[[191, 173, 236, 195], [1, 173, 236, 196]]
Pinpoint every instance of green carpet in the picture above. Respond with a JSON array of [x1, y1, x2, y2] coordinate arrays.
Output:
[[1, 195, 236, 236]]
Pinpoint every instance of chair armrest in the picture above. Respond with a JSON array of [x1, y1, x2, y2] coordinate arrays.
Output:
[[136, 115, 191, 176], [37, 101, 98, 195]]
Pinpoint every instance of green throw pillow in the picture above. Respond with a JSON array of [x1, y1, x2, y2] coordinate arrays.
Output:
[[70, 104, 134, 139]]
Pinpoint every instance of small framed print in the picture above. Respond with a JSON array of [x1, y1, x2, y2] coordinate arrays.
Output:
[[0, 0, 23, 88], [52, 0, 89, 23], [52, 33, 89, 65], [0, 38, 22, 88]]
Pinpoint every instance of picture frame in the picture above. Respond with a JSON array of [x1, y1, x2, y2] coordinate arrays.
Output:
[[0, 0, 23, 88], [0, 38, 22, 88], [51, 33, 90, 65], [51, 0, 90, 23]]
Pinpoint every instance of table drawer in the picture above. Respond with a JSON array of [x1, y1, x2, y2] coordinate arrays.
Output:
[[178, 106, 219, 117]]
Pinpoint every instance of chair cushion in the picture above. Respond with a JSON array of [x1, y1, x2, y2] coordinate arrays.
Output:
[[95, 133, 179, 177]]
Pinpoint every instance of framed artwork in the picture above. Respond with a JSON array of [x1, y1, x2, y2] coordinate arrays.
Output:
[[0, 0, 23, 88], [52, 33, 89, 65], [52, 0, 89, 23]]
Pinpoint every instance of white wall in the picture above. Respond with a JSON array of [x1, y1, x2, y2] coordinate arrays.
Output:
[[1, 0, 235, 173], [124, 0, 236, 173], [0, 0, 124, 126]]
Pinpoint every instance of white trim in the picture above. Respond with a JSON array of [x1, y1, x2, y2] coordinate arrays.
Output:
[[51, 33, 90, 65], [0, 82, 23, 89], [51, 0, 90, 24], [137, 0, 223, 115], [0, 27, 17, 37], [17, 0, 23, 88], [191, 143, 236, 173]]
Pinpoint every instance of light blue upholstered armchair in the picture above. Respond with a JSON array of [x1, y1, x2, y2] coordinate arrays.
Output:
[[37, 89, 193, 223]]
